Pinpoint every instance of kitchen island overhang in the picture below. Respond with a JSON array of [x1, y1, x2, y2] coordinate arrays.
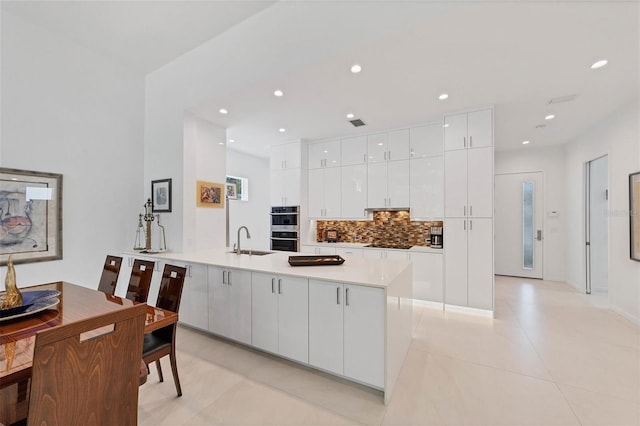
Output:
[[126, 248, 413, 404]]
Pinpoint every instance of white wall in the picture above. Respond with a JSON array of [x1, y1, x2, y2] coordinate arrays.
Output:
[[564, 99, 640, 323], [0, 12, 145, 289], [182, 112, 227, 252], [226, 149, 270, 250], [495, 145, 566, 282]]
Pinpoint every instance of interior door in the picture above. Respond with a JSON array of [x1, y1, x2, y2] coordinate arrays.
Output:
[[586, 155, 609, 294], [495, 172, 544, 279]]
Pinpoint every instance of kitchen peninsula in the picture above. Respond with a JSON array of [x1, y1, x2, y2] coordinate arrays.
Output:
[[121, 249, 412, 404]]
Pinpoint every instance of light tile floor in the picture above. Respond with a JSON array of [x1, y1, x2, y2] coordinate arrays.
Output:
[[138, 276, 640, 425]]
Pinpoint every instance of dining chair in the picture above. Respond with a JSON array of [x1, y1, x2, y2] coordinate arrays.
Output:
[[142, 263, 187, 397], [27, 303, 147, 426], [97, 255, 123, 295], [125, 259, 155, 303]]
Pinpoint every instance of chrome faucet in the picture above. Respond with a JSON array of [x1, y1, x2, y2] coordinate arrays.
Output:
[[236, 226, 251, 255]]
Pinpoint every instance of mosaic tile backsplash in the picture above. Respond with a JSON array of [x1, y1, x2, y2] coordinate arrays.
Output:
[[316, 211, 442, 247]]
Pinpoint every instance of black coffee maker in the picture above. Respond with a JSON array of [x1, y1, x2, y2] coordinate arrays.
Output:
[[430, 223, 443, 249]]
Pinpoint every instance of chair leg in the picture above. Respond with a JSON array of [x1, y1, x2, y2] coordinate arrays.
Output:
[[155, 360, 164, 383], [169, 349, 182, 397]]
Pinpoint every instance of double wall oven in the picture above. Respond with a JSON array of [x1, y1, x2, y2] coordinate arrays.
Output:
[[270, 206, 300, 252]]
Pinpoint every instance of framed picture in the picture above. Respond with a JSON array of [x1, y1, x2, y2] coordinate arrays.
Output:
[[226, 175, 249, 201], [0, 168, 63, 266], [226, 183, 237, 200], [152, 178, 172, 213], [630, 171, 640, 261], [197, 181, 224, 208]]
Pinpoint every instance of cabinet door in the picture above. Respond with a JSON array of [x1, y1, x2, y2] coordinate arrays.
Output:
[[410, 157, 444, 219], [270, 145, 285, 169], [444, 113, 467, 151], [367, 162, 387, 208], [385, 250, 408, 261], [316, 246, 336, 255], [387, 160, 410, 208], [467, 109, 492, 148], [323, 139, 341, 168], [335, 247, 363, 257], [308, 168, 325, 218], [363, 249, 383, 259], [444, 219, 468, 307], [341, 164, 367, 219], [251, 272, 279, 354], [308, 142, 327, 169], [301, 245, 318, 254], [367, 133, 387, 163], [309, 280, 344, 375], [341, 136, 367, 166], [284, 142, 301, 169], [467, 147, 493, 218], [387, 129, 410, 161], [183, 263, 208, 330], [208, 266, 228, 336], [467, 218, 493, 310], [282, 168, 300, 206], [444, 150, 468, 218], [227, 269, 253, 344], [410, 123, 443, 158], [270, 169, 284, 206], [324, 167, 341, 217], [277, 276, 309, 363], [409, 252, 443, 302], [344, 285, 384, 388]]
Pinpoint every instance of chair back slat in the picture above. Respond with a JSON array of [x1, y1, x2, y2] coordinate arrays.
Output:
[[27, 303, 147, 426], [97, 255, 123, 295], [126, 259, 155, 303]]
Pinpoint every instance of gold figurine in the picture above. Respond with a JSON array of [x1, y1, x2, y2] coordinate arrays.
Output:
[[1, 255, 23, 309]]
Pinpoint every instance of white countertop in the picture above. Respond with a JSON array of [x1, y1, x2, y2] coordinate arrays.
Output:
[[302, 241, 443, 254], [128, 248, 411, 289]]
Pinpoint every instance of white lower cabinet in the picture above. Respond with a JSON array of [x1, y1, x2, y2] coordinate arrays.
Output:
[[363, 248, 407, 260], [309, 280, 384, 388], [251, 272, 309, 363], [408, 252, 443, 302], [208, 266, 252, 344], [444, 218, 493, 310], [301, 245, 336, 255], [178, 262, 209, 331], [335, 247, 363, 257]]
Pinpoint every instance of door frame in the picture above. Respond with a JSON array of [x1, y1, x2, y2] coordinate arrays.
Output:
[[494, 170, 546, 280]]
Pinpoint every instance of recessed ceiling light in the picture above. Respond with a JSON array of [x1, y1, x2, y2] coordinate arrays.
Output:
[[591, 59, 608, 69], [274, 90, 283, 97], [522, 140, 530, 145], [377, 143, 384, 146], [228, 139, 235, 143], [218, 142, 225, 145], [443, 124, 449, 128], [438, 93, 449, 100], [346, 113, 354, 119], [323, 150, 328, 153], [219, 108, 228, 114], [279, 128, 286, 133], [350, 64, 362, 74], [545, 114, 555, 120]]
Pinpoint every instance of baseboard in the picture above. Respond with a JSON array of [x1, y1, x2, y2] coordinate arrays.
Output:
[[444, 304, 494, 318], [611, 306, 640, 326], [413, 299, 444, 310]]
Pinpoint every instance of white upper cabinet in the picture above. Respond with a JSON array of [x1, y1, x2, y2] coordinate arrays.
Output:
[[271, 168, 301, 207], [410, 123, 444, 158], [341, 164, 368, 219], [309, 139, 341, 169], [341, 136, 367, 166], [367, 160, 410, 209], [444, 109, 492, 151], [467, 147, 493, 218], [367, 133, 387, 163], [444, 150, 468, 218], [309, 167, 341, 218], [386, 129, 411, 161], [270, 141, 301, 169], [367, 130, 410, 163], [410, 156, 444, 219]]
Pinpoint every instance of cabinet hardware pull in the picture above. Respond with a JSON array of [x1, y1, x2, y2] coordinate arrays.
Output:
[[388, 197, 391, 206], [337, 287, 340, 304], [187, 265, 192, 277], [345, 288, 350, 306], [222, 270, 227, 284], [463, 136, 466, 148], [364, 153, 367, 163], [470, 136, 473, 147], [228, 270, 232, 285], [463, 206, 466, 216], [278, 278, 282, 295], [470, 206, 473, 216], [537, 230, 543, 241], [463, 220, 466, 231], [271, 278, 275, 293], [470, 220, 473, 230], [388, 151, 391, 160]]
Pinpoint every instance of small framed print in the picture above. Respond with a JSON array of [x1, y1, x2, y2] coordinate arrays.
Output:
[[197, 181, 224, 208], [226, 183, 237, 200], [630, 172, 640, 261], [152, 178, 172, 213]]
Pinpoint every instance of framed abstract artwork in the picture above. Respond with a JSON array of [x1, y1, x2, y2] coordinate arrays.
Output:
[[152, 178, 172, 213], [630, 171, 640, 261], [196, 181, 224, 208], [0, 168, 63, 266]]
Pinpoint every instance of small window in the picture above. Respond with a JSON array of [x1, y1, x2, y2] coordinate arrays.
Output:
[[522, 181, 534, 269]]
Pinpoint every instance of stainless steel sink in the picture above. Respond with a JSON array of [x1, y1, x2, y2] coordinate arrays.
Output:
[[227, 249, 273, 256]]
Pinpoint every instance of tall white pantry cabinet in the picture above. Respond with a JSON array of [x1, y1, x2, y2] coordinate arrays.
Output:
[[443, 108, 494, 311]]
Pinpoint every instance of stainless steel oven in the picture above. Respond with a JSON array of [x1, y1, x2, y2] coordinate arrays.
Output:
[[270, 206, 299, 252]]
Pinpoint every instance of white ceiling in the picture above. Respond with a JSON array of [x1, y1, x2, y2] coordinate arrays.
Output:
[[3, 1, 638, 157]]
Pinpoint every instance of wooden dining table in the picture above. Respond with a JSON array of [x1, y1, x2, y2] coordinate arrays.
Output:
[[0, 281, 178, 424]]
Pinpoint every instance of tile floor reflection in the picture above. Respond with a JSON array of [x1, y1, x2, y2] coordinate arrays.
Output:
[[138, 276, 640, 425]]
